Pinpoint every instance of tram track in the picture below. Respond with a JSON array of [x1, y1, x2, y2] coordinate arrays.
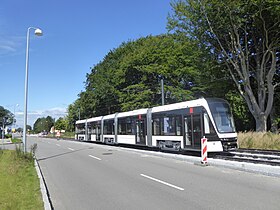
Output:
[[214, 148, 280, 166]]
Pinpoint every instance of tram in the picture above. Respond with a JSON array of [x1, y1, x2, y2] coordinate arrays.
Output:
[[75, 98, 238, 152]]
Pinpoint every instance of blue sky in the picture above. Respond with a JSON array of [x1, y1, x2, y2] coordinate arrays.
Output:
[[0, 0, 172, 128]]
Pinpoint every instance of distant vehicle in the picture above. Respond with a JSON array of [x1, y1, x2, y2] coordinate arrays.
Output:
[[75, 98, 238, 152], [39, 131, 48, 136]]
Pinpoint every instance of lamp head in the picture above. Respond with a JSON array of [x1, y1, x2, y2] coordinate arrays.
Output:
[[34, 28, 43, 36]]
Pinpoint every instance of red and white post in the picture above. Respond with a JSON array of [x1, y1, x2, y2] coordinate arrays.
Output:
[[201, 136, 208, 164]]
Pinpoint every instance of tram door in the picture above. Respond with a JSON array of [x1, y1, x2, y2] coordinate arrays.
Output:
[[184, 114, 202, 148], [88, 125, 91, 141], [193, 114, 202, 147], [136, 120, 145, 144], [96, 124, 101, 141], [184, 117, 192, 146]]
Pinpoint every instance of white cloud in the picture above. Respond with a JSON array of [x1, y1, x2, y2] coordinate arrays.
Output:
[[14, 107, 67, 129], [0, 36, 24, 56]]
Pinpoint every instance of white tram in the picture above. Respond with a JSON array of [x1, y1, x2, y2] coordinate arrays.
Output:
[[75, 98, 238, 152]]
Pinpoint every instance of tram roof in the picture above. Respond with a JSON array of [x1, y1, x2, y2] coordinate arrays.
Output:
[[117, 108, 148, 118], [151, 98, 207, 113], [87, 116, 103, 122], [76, 119, 87, 124]]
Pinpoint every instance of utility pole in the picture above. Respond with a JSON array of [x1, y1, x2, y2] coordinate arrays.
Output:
[[2, 118, 5, 139], [161, 77, 164, 106], [1, 118, 5, 148]]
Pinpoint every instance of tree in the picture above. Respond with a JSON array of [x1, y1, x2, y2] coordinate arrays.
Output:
[[16, 127, 23, 133], [66, 101, 83, 132], [27, 125, 32, 132], [45, 116, 55, 131], [0, 106, 14, 127], [112, 35, 207, 110], [82, 34, 208, 113], [168, 0, 280, 131], [33, 116, 54, 133], [55, 117, 67, 130]]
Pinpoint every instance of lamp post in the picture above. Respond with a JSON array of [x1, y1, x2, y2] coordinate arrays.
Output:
[[161, 77, 164, 106], [23, 27, 43, 153], [159, 75, 164, 106], [12, 104, 19, 139], [78, 108, 81, 120]]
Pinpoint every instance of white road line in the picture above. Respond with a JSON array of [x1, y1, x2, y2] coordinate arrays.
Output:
[[56, 144, 61, 147], [68, 147, 74, 151], [89, 155, 101, 161], [140, 174, 184, 191]]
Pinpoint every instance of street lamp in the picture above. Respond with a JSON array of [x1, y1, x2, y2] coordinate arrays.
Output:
[[23, 27, 43, 153], [12, 104, 19, 139]]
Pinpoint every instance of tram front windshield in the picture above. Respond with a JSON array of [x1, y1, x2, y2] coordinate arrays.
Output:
[[208, 100, 236, 133]]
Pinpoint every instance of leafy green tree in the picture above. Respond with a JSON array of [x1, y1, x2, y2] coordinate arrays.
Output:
[[45, 116, 55, 131], [112, 35, 206, 110], [80, 34, 209, 115], [66, 100, 82, 132], [66, 34, 227, 130], [27, 125, 32, 132], [0, 106, 14, 126], [168, 0, 280, 131], [226, 91, 255, 131], [55, 117, 67, 130], [16, 127, 23, 133], [33, 116, 54, 133]]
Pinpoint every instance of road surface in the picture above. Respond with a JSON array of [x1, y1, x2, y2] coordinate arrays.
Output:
[[27, 136, 280, 210]]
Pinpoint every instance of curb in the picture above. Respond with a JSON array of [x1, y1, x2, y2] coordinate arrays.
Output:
[[209, 158, 280, 178], [34, 159, 53, 210]]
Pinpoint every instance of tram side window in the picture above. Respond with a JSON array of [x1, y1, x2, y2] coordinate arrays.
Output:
[[176, 116, 182, 135], [104, 120, 114, 135], [91, 123, 96, 134], [126, 118, 133, 134], [76, 124, 85, 134], [87, 125, 92, 134], [152, 116, 182, 136], [118, 117, 136, 135], [204, 113, 216, 134], [152, 118, 161, 135], [118, 119, 126, 135], [163, 117, 176, 135]]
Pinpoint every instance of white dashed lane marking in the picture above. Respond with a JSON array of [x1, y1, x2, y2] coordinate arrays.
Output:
[[89, 155, 101, 161], [140, 174, 184, 191]]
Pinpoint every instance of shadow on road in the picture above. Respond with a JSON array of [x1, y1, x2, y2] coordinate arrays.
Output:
[[36, 147, 94, 162]]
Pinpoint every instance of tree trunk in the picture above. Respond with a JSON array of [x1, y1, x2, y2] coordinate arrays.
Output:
[[255, 113, 267, 132], [270, 105, 278, 133]]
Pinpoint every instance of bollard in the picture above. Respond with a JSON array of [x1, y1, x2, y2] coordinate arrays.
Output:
[[201, 136, 208, 165]]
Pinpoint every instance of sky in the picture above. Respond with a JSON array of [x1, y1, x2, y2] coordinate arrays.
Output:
[[0, 0, 173, 128]]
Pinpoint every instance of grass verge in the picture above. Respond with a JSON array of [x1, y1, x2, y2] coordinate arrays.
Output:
[[48, 131, 75, 139], [238, 132, 280, 150], [11, 138, 22, 144], [60, 132, 75, 139], [0, 148, 44, 210]]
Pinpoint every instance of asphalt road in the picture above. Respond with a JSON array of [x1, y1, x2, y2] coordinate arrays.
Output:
[[27, 136, 280, 210]]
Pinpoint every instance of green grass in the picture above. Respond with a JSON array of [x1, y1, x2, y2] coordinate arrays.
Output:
[[61, 131, 75, 138], [238, 132, 280, 150], [0, 149, 44, 210], [49, 131, 75, 139], [11, 138, 22, 144]]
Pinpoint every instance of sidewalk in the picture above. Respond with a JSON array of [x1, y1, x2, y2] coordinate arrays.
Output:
[[0, 138, 12, 144]]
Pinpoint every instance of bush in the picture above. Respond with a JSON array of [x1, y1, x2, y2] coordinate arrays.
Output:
[[14, 143, 37, 162], [5, 134, 12, 139]]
